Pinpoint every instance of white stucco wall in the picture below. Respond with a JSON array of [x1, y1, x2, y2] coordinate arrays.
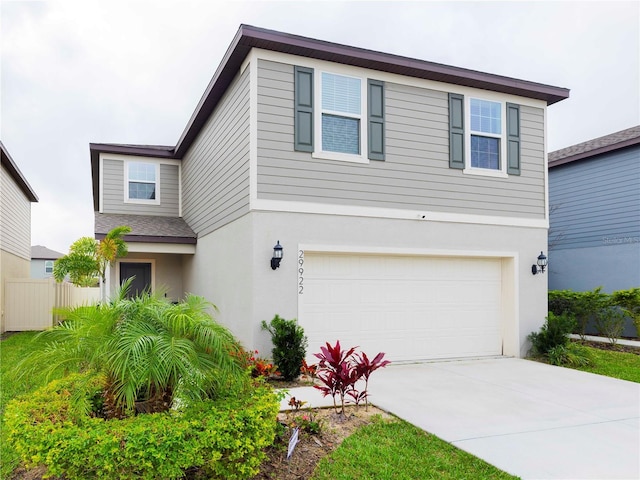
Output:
[[183, 211, 548, 359]]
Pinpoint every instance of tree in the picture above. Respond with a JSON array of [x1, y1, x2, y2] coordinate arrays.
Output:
[[54, 226, 131, 295], [17, 284, 247, 418]]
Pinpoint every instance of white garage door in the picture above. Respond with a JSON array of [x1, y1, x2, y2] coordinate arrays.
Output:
[[299, 253, 503, 362]]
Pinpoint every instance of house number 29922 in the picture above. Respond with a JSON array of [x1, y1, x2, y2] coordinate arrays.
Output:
[[298, 250, 304, 294]]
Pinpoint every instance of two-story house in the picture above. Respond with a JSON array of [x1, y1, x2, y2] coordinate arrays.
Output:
[[1, 141, 39, 333], [548, 126, 640, 293], [90, 25, 569, 362]]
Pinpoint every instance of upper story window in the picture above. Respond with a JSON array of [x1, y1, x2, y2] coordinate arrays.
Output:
[[45, 260, 54, 275], [470, 99, 502, 170], [321, 72, 362, 156], [448, 93, 520, 177], [294, 66, 385, 163], [126, 162, 159, 203]]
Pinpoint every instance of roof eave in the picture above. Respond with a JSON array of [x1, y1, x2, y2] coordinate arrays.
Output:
[[174, 24, 570, 158], [549, 136, 640, 168], [0, 141, 38, 202]]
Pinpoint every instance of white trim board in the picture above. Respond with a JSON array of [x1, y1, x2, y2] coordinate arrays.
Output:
[[253, 198, 549, 229]]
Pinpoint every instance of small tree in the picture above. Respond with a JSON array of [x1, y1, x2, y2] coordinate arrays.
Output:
[[54, 226, 131, 298], [261, 315, 307, 381]]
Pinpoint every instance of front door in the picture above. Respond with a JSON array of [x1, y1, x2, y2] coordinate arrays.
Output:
[[119, 262, 152, 298]]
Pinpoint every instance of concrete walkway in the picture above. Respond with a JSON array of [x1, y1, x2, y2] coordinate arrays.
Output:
[[282, 358, 640, 480]]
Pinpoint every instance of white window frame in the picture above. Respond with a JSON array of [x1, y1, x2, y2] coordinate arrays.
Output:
[[44, 260, 54, 275], [463, 96, 508, 178], [124, 161, 160, 204], [313, 69, 369, 164]]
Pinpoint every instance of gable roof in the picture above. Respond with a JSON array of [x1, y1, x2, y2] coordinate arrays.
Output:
[[1, 141, 38, 202], [90, 25, 570, 210], [31, 245, 64, 260], [548, 125, 640, 168]]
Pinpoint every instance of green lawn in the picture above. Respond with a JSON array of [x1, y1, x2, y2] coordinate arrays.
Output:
[[571, 345, 640, 383], [312, 417, 517, 480], [0, 332, 46, 479]]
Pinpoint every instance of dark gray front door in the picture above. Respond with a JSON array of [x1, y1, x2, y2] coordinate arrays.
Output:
[[119, 262, 152, 298]]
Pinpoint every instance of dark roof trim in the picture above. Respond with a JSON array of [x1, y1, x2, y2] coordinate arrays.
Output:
[[174, 25, 569, 158], [95, 233, 197, 245], [1, 141, 38, 202], [548, 126, 640, 168]]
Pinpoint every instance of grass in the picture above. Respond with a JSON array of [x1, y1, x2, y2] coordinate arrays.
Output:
[[0, 332, 47, 479], [570, 344, 640, 383], [312, 416, 518, 480]]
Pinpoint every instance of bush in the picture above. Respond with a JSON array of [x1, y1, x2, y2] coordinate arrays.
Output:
[[549, 288, 639, 338], [611, 288, 640, 336], [4, 372, 279, 479], [547, 343, 593, 367], [594, 307, 627, 345], [528, 312, 577, 356], [261, 315, 308, 381]]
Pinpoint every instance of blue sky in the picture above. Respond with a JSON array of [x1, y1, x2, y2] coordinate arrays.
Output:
[[2, 1, 638, 253]]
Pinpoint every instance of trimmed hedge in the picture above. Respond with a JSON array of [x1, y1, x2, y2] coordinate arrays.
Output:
[[549, 287, 640, 337], [4, 372, 279, 479]]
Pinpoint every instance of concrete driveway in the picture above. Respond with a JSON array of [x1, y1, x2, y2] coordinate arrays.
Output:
[[368, 358, 640, 480]]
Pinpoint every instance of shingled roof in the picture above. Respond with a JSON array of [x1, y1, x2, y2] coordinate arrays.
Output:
[[31, 245, 65, 259], [95, 213, 196, 244], [548, 125, 640, 168]]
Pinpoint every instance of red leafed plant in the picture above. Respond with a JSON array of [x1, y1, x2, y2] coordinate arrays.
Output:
[[313, 340, 390, 414], [300, 359, 317, 379]]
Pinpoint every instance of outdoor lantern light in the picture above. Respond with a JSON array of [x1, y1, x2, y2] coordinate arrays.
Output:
[[271, 241, 283, 270], [531, 251, 548, 275]]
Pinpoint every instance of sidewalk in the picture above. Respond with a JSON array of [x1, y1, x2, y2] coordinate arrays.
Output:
[[568, 333, 640, 348]]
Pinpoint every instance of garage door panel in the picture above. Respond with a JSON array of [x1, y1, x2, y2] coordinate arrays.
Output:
[[300, 253, 503, 362]]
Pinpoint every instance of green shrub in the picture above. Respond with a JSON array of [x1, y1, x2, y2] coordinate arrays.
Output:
[[4, 372, 279, 479], [547, 343, 593, 367], [611, 288, 640, 336], [261, 314, 308, 381], [528, 312, 577, 356], [594, 306, 627, 345]]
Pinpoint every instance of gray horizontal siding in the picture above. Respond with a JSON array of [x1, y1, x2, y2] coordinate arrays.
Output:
[[549, 146, 640, 250], [182, 66, 251, 236], [1, 165, 31, 260], [102, 160, 179, 216], [256, 59, 546, 219]]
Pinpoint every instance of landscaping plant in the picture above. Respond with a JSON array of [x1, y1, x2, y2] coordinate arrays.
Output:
[[16, 283, 247, 417], [594, 306, 627, 345], [261, 315, 308, 381], [528, 312, 576, 356], [313, 340, 390, 414], [611, 287, 640, 336], [4, 372, 279, 479]]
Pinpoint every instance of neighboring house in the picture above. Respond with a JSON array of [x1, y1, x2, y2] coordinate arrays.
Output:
[[90, 25, 569, 361], [548, 126, 640, 293], [30, 245, 65, 279], [1, 141, 39, 333]]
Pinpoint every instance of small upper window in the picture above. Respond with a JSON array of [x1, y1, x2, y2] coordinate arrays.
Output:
[[470, 99, 502, 170], [45, 260, 54, 274], [320, 72, 362, 156], [127, 162, 157, 201]]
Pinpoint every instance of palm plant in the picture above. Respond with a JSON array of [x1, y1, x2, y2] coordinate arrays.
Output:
[[17, 284, 247, 418]]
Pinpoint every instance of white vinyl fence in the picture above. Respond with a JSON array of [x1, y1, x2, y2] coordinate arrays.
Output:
[[4, 278, 100, 331]]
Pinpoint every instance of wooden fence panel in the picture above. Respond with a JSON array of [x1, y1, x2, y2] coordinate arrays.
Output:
[[4, 279, 100, 331]]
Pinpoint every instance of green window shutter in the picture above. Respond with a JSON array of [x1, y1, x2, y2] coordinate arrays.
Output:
[[449, 93, 465, 169], [294, 66, 314, 152], [368, 79, 385, 161], [506, 103, 521, 175]]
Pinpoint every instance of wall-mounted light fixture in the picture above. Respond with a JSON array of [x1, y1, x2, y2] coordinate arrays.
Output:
[[271, 241, 283, 270], [531, 251, 547, 275]]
